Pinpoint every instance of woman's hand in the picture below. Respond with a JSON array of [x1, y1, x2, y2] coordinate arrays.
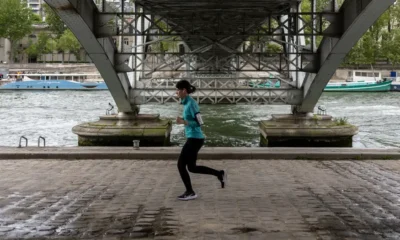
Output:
[[176, 117, 186, 125]]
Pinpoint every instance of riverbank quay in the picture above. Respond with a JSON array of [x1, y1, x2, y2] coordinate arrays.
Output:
[[0, 159, 399, 239], [0, 146, 400, 160]]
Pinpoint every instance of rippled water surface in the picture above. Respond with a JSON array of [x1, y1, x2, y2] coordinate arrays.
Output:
[[0, 91, 399, 147]]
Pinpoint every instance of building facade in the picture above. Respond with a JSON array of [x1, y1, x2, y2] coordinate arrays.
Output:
[[27, 0, 44, 17], [0, 39, 11, 63]]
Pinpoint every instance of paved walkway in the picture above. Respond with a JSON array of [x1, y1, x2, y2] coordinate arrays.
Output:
[[0, 159, 400, 239]]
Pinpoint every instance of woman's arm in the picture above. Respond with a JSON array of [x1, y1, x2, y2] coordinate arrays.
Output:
[[188, 102, 203, 127]]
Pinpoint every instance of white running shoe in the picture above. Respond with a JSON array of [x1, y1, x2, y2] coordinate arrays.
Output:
[[178, 191, 198, 201]]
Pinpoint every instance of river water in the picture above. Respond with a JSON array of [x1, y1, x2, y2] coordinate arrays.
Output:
[[0, 91, 399, 148]]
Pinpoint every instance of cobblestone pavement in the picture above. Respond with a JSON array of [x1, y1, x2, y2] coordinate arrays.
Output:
[[0, 160, 400, 239]]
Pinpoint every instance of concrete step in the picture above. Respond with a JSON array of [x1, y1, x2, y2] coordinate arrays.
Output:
[[0, 147, 398, 160]]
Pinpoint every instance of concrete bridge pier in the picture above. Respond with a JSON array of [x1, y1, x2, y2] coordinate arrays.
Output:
[[72, 112, 172, 147], [259, 113, 358, 147], [259, 0, 393, 147]]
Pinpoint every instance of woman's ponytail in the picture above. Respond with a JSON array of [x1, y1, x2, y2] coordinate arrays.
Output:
[[176, 79, 196, 94], [188, 85, 196, 94]]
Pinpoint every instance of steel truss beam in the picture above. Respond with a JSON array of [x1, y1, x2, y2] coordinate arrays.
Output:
[[119, 52, 309, 73], [96, 12, 337, 37], [95, 0, 323, 91], [133, 78, 302, 104]]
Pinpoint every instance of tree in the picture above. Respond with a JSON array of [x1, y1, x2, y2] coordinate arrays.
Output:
[[0, 0, 34, 63], [343, 2, 399, 66], [43, 3, 66, 38], [25, 39, 38, 62], [58, 29, 81, 63], [32, 14, 42, 24], [46, 38, 58, 62], [381, 29, 400, 68], [35, 32, 52, 63], [24, 33, 57, 63]]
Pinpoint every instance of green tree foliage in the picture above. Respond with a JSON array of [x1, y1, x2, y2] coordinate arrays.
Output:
[[43, 3, 66, 37], [25, 40, 38, 60], [344, 2, 400, 66], [36, 32, 52, 61], [381, 29, 400, 66], [0, 0, 34, 63], [32, 14, 42, 24], [58, 29, 81, 62], [25, 33, 57, 62], [42, 3, 82, 62], [46, 38, 58, 62]]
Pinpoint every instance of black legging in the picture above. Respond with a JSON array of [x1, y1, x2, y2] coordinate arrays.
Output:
[[178, 138, 220, 192]]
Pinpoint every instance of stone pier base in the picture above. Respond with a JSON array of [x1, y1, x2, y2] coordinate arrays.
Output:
[[259, 114, 358, 147], [72, 113, 172, 146]]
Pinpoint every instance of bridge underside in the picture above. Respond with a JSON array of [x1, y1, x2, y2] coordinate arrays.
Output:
[[45, 0, 394, 113]]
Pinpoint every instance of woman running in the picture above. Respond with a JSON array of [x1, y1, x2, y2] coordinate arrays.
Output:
[[175, 79, 226, 201]]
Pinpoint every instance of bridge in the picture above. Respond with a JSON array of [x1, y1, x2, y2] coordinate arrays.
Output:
[[43, 0, 394, 147]]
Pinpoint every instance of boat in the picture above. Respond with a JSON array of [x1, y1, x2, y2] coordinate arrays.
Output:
[[0, 73, 108, 90], [345, 69, 381, 82], [391, 81, 400, 91], [324, 79, 392, 92], [324, 70, 392, 92]]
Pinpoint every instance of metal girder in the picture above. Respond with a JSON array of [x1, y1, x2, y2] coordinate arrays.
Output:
[[133, 78, 302, 104], [93, 0, 321, 82], [295, 0, 395, 113], [44, 0, 135, 112], [96, 12, 337, 37], [116, 52, 311, 73], [92, 0, 325, 95]]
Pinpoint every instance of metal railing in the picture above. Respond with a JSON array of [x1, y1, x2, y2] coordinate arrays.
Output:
[[18, 136, 28, 148], [38, 136, 46, 147]]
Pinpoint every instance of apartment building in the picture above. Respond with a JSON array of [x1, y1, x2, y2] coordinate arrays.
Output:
[[27, 0, 44, 17]]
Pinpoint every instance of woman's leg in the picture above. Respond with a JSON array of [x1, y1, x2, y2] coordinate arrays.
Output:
[[177, 140, 194, 193], [186, 139, 222, 178]]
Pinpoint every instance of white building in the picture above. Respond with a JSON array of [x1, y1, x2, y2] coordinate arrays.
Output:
[[27, 0, 44, 17], [0, 39, 11, 63]]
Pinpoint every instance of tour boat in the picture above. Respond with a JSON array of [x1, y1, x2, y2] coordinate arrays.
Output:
[[324, 70, 391, 92], [324, 79, 392, 92], [0, 73, 108, 90]]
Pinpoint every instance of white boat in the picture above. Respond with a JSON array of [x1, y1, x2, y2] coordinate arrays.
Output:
[[345, 69, 381, 83], [0, 73, 108, 90], [324, 70, 392, 92]]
